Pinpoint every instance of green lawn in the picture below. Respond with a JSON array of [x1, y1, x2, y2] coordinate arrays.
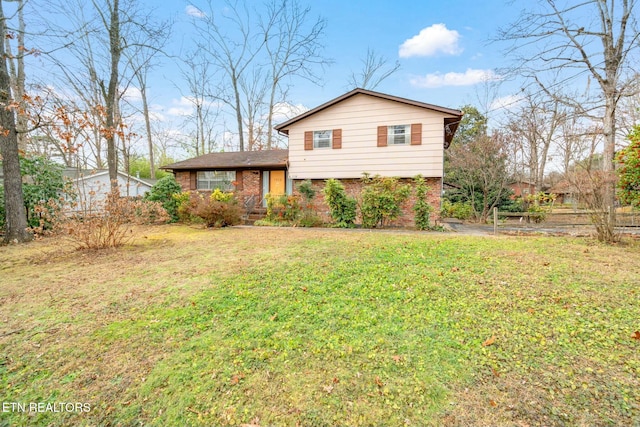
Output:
[[1, 225, 639, 426]]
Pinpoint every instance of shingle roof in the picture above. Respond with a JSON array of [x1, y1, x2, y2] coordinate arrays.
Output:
[[161, 149, 289, 171]]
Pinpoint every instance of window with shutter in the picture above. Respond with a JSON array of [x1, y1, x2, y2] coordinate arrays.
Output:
[[332, 129, 342, 149]]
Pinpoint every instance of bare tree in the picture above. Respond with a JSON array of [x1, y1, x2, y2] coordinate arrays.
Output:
[[506, 92, 564, 190], [192, 0, 265, 152], [125, 21, 171, 179], [347, 47, 400, 90], [556, 114, 602, 177], [498, 0, 640, 236], [40, 0, 169, 188], [0, 0, 31, 242], [261, 0, 328, 149], [239, 67, 269, 150], [4, 0, 28, 152], [617, 74, 640, 137], [178, 51, 221, 156]]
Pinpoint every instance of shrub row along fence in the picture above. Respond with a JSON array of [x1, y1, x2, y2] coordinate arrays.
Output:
[[492, 208, 640, 233]]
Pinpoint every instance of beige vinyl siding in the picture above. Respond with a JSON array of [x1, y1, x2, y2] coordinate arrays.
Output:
[[286, 93, 453, 179]]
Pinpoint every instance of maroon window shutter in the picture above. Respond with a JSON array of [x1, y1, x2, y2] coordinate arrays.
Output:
[[377, 126, 387, 147], [332, 129, 342, 149], [304, 131, 313, 150], [411, 123, 422, 145], [190, 171, 197, 190]]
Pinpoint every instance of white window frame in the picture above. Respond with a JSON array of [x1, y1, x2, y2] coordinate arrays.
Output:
[[387, 125, 410, 145], [313, 130, 332, 149], [197, 171, 236, 191]]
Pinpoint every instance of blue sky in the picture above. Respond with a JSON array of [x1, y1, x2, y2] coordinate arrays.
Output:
[[9, 0, 552, 156], [148, 0, 524, 120]]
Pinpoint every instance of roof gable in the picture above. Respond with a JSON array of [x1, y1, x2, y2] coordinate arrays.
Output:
[[73, 170, 154, 188], [274, 88, 463, 133]]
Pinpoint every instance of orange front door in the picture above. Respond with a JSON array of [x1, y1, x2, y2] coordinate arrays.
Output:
[[269, 170, 286, 196]]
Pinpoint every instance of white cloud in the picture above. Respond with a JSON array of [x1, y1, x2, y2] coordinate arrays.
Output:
[[185, 5, 206, 18], [166, 97, 196, 117], [489, 94, 524, 112], [399, 24, 462, 58], [120, 86, 142, 103], [271, 102, 308, 122], [410, 68, 501, 88]]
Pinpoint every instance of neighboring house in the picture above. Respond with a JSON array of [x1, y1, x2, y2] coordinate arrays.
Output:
[[508, 180, 537, 199], [163, 88, 463, 226], [69, 170, 154, 209]]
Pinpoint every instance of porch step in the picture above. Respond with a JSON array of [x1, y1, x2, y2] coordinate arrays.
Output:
[[243, 207, 267, 225]]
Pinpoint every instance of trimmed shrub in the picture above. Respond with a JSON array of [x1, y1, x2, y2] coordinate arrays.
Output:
[[266, 193, 301, 222], [441, 200, 474, 220], [146, 175, 182, 222], [360, 175, 411, 228], [322, 179, 356, 228], [296, 180, 323, 227], [297, 180, 316, 203], [413, 175, 433, 230], [177, 191, 242, 228]]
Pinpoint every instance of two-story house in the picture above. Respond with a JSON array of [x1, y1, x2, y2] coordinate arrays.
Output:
[[163, 88, 462, 226]]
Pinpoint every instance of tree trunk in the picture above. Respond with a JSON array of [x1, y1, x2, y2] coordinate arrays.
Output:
[[106, 0, 121, 189], [602, 90, 617, 212], [267, 80, 277, 150], [0, 1, 31, 243], [197, 103, 205, 154], [4, 0, 27, 152], [140, 83, 155, 179], [232, 75, 244, 151]]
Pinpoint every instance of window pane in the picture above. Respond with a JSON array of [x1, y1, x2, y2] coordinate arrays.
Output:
[[197, 171, 236, 191], [387, 125, 409, 145], [313, 130, 332, 148]]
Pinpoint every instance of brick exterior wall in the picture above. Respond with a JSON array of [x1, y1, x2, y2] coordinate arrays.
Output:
[[173, 169, 263, 208], [239, 170, 261, 206], [173, 170, 442, 228], [292, 177, 442, 228], [175, 171, 191, 191]]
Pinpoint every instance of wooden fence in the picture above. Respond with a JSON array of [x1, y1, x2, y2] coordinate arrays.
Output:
[[492, 208, 640, 234]]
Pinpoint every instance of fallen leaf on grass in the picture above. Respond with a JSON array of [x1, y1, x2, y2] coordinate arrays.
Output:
[[632, 331, 640, 340], [230, 373, 245, 385], [482, 335, 496, 347], [322, 384, 334, 394], [491, 367, 500, 377], [374, 376, 384, 388], [489, 399, 497, 407]]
